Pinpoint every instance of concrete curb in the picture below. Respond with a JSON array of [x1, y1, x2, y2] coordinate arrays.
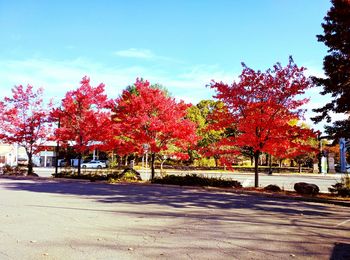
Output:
[[148, 183, 350, 207]]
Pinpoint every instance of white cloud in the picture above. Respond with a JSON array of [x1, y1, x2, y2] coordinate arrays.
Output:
[[0, 57, 234, 105], [113, 48, 184, 64], [145, 64, 238, 104], [0, 58, 149, 103], [304, 66, 325, 79], [1, 56, 340, 134], [113, 48, 155, 59]]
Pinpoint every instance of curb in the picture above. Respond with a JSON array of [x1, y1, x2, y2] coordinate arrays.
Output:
[[149, 183, 350, 207]]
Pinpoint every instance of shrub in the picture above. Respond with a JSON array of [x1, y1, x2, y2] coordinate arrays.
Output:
[[109, 168, 142, 182], [53, 168, 142, 183], [264, 184, 281, 192], [152, 174, 242, 188], [294, 182, 319, 196], [329, 174, 350, 197], [2, 165, 28, 176], [193, 158, 217, 167]]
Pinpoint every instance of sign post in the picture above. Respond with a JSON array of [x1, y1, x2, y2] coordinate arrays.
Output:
[[339, 138, 349, 173]]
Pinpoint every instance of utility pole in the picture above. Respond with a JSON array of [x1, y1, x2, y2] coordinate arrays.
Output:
[[54, 116, 61, 175]]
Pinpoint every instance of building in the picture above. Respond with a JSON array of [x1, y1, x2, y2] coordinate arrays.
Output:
[[0, 142, 58, 167]]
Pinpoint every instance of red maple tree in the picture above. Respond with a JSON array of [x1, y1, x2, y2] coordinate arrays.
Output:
[[111, 79, 197, 179], [210, 57, 315, 187], [274, 125, 318, 172], [52, 76, 112, 175], [0, 85, 52, 175]]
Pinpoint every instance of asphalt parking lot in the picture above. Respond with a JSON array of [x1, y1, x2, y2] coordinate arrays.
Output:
[[0, 177, 349, 259]]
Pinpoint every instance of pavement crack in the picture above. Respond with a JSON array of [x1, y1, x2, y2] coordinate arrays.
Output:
[[69, 243, 87, 255], [0, 251, 9, 258], [214, 237, 277, 258]]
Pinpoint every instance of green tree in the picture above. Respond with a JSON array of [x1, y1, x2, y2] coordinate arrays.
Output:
[[312, 0, 350, 139], [187, 100, 233, 167]]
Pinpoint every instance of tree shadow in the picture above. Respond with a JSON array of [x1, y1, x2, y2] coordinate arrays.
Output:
[[0, 177, 342, 217], [330, 243, 350, 260], [1, 177, 349, 259]]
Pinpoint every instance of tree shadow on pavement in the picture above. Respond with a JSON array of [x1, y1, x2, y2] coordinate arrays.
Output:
[[1, 177, 349, 259], [0, 177, 341, 217], [330, 243, 350, 260]]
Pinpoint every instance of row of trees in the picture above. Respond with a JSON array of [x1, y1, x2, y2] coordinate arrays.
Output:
[[0, 58, 318, 187], [0, 0, 347, 187]]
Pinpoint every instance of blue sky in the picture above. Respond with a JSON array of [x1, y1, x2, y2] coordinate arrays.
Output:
[[0, 0, 338, 131]]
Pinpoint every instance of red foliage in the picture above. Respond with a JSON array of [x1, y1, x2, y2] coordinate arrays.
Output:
[[0, 85, 52, 174], [276, 126, 318, 159], [111, 79, 197, 177], [53, 76, 113, 154], [210, 57, 315, 185]]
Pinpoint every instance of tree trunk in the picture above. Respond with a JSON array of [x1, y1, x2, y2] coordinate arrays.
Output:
[[125, 155, 128, 166], [265, 153, 269, 166], [77, 153, 82, 176], [290, 160, 294, 167], [151, 153, 155, 180], [160, 157, 167, 171], [250, 156, 254, 166], [214, 157, 218, 168], [254, 151, 260, 187], [298, 162, 302, 173], [26, 151, 34, 176], [111, 150, 115, 166], [187, 150, 194, 165], [118, 155, 122, 167]]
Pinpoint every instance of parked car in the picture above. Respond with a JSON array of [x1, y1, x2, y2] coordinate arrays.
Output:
[[99, 159, 109, 167], [81, 160, 107, 169]]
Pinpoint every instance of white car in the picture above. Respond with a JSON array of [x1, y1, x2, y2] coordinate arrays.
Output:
[[81, 160, 106, 169]]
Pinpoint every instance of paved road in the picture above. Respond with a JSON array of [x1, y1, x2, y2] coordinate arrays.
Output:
[[0, 177, 349, 259], [35, 167, 342, 193]]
